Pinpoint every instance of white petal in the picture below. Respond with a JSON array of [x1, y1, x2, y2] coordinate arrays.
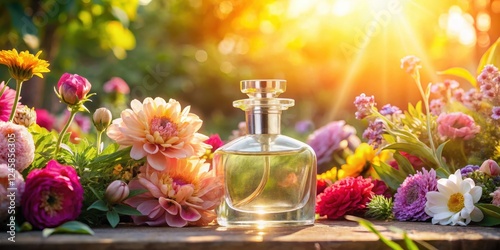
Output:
[[426, 192, 448, 205], [459, 180, 472, 194], [428, 205, 452, 215], [470, 207, 484, 222], [463, 193, 474, 212], [469, 186, 483, 203], [437, 181, 455, 197]]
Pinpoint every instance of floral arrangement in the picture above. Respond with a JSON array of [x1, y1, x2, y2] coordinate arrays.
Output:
[[312, 38, 500, 227], [0, 48, 224, 235], [1, 38, 499, 240]]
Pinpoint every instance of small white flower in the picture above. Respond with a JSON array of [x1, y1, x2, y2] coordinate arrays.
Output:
[[425, 170, 483, 226]]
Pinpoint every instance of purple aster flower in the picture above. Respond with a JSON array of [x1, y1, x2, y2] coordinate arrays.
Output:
[[460, 164, 479, 177], [393, 168, 438, 221], [492, 106, 500, 120], [354, 93, 376, 119], [307, 121, 360, 166], [362, 119, 384, 149]]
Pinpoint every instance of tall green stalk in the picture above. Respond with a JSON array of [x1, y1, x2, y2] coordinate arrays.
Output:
[[8, 80, 23, 122], [55, 110, 77, 157]]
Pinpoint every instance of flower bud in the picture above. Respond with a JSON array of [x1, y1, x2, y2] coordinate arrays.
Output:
[[479, 159, 500, 176], [13, 105, 37, 127], [56, 73, 91, 106], [93, 108, 112, 132], [105, 180, 130, 204]]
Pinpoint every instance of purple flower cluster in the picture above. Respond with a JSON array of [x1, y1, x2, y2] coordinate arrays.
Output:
[[429, 99, 444, 116], [362, 119, 384, 149], [492, 106, 500, 120], [354, 93, 376, 119], [460, 164, 480, 177], [393, 168, 438, 221], [379, 104, 402, 117], [400, 55, 421, 74], [477, 65, 500, 103]]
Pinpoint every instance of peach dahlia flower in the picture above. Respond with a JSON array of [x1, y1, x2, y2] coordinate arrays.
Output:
[[124, 158, 223, 227], [107, 97, 210, 171]]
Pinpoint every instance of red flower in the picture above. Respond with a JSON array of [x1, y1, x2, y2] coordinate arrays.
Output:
[[316, 179, 330, 195], [316, 176, 382, 220]]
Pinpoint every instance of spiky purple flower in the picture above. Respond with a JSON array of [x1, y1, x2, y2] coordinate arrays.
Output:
[[460, 165, 479, 177], [362, 119, 384, 149], [354, 93, 376, 119]]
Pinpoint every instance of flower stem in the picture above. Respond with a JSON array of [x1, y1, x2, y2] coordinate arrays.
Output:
[[55, 109, 77, 157], [413, 71, 437, 158], [8, 80, 23, 122], [96, 131, 104, 155]]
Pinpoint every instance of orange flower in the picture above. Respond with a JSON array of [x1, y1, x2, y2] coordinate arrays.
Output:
[[107, 97, 210, 171], [0, 49, 50, 81]]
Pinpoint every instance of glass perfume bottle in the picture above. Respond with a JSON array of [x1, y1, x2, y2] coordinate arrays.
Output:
[[214, 79, 317, 227]]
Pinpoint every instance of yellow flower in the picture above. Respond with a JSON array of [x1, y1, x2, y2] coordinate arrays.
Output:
[[0, 49, 50, 82], [341, 143, 390, 179], [494, 141, 500, 160], [317, 167, 345, 182]]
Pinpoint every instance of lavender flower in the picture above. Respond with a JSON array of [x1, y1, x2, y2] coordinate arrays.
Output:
[[362, 119, 384, 149], [354, 93, 376, 119], [393, 168, 438, 221], [295, 120, 314, 134], [379, 104, 402, 117], [400, 55, 421, 75], [429, 99, 444, 116], [462, 89, 483, 111], [477, 65, 500, 103]]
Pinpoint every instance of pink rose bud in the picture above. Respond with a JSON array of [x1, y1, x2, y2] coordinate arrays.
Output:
[[105, 180, 130, 204], [479, 159, 500, 176], [57, 73, 91, 105]]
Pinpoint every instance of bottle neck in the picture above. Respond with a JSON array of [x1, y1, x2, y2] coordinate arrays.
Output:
[[245, 108, 281, 135]]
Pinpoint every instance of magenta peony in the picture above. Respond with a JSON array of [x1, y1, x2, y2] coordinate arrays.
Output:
[[393, 168, 438, 221], [0, 163, 25, 221], [0, 81, 19, 122], [316, 176, 385, 220], [56, 73, 92, 106], [436, 112, 480, 140], [125, 158, 223, 227], [0, 121, 35, 172], [21, 160, 83, 229]]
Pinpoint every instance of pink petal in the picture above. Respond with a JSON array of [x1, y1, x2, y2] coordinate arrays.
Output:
[[180, 206, 201, 222], [136, 200, 161, 216], [159, 197, 180, 215], [165, 212, 188, 227], [143, 143, 159, 154], [147, 152, 167, 171], [131, 143, 147, 159]]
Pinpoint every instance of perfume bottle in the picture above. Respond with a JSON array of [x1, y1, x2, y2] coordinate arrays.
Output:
[[214, 79, 317, 227]]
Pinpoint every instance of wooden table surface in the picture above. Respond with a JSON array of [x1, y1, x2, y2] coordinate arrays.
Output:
[[2, 219, 500, 250]]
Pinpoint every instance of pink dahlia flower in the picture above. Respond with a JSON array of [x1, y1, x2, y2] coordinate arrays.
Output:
[[107, 97, 210, 171], [21, 160, 83, 229], [0, 81, 19, 122], [35, 109, 56, 131], [0, 163, 25, 221], [103, 77, 130, 94], [316, 176, 385, 220], [0, 121, 35, 172], [393, 168, 438, 221], [436, 112, 480, 140], [124, 158, 223, 227], [492, 188, 500, 207]]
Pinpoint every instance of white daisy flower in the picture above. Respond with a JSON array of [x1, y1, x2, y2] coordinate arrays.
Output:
[[424, 169, 483, 226]]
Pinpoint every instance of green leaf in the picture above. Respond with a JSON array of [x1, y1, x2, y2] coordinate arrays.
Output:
[[107, 210, 120, 228], [435, 141, 450, 172], [475, 203, 500, 226], [437, 67, 477, 88], [42, 221, 94, 238], [477, 37, 500, 76], [127, 189, 148, 198], [346, 216, 404, 250], [373, 161, 407, 190], [435, 167, 450, 179], [114, 204, 143, 215], [393, 152, 416, 175], [87, 200, 109, 212], [388, 227, 419, 250]]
